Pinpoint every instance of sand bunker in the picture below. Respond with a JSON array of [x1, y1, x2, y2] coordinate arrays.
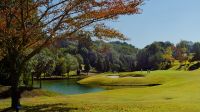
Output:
[[107, 76, 119, 78]]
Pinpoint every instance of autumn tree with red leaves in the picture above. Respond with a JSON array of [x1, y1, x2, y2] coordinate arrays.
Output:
[[0, 0, 143, 109]]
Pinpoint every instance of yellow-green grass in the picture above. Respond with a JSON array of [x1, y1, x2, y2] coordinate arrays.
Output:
[[1, 70, 200, 112], [168, 60, 181, 70], [169, 60, 199, 70], [78, 71, 166, 86]]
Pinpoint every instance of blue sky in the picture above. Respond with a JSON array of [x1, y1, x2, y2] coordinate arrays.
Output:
[[107, 0, 200, 48]]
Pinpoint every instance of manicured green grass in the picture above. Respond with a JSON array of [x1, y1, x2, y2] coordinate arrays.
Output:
[[78, 71, 165, 86], [1, 70, 200, 112]]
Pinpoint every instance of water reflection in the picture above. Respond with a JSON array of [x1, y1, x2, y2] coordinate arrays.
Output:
[[34, 79, 105, 94]]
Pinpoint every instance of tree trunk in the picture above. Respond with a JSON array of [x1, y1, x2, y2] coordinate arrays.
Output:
[[11, 85, 20, 108], [31, 74, 34, 87], [39, 75, 42, 88], [10, 71, 21, 109], [8, 51, 21, 109]]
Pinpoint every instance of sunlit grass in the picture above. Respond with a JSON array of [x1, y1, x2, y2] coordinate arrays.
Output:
[[1, 70, 200, 112]]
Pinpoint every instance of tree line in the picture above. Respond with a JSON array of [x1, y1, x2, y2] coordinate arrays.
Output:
[[0, 39, 139, 85], [44, 40, 200, 73], [137, 40, 200, 70], [2, 40, 200, 86]]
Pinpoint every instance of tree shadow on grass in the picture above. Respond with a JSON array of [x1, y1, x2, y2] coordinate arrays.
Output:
[[0, 103, 78, 112], [0, 86, 36, 99]]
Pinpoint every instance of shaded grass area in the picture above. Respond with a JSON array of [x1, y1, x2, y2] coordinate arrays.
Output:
[[0, 86, 59, 99], [1, 70, 200, 111], [0, 103, 77, 112]]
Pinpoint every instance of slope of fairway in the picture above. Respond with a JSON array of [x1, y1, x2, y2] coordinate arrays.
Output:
[[1, 70, 200, 112], [78, 71, 166, 86]]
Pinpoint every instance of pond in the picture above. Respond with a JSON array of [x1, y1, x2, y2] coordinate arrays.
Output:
[[34, 79, 105, 95]]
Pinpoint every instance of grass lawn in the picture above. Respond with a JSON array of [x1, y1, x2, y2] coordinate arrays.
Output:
[[1, 70, 200, 112]]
